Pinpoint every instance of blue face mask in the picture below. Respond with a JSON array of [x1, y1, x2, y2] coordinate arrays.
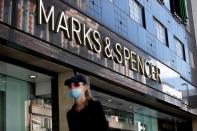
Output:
[[69, 88, 83, 99]]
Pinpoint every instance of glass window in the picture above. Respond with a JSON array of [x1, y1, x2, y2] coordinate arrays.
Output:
[[129, 0, 144, 26], [189, 51, 195, 68], [103, 106, 134, 127], [163, 0, 171, 10], [134, 113, 158, 131], [154, 19, 168, 46], [157, 0, 171, 11], [0, 61, 53, 131], [108, 0, 113, 3], [170, 0, 188, 23], [175, 37, 185, 60]]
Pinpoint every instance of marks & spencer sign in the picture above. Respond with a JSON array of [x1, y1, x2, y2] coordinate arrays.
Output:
[[36, 0, 161, 83]]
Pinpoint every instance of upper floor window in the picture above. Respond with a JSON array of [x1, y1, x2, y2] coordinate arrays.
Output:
[[163, 0, 171, 10], [129, 0, 145, 27], [170, 0, 188, 23], [158, 0, 188, 24], [154, 18, 168, 46], [157, 0, 171, 10], [174, 37, 185, 60]]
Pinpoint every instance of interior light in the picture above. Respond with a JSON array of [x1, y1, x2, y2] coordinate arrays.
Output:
[[29, 75, 37, 78], [107, 99, 112, 102]]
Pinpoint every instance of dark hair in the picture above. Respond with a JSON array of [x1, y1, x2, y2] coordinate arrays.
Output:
[[64, 75, 87, 86]]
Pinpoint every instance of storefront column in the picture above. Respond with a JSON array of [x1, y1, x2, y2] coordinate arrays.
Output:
[[192, 118, 197, 131], [58, 71, 74, 131]]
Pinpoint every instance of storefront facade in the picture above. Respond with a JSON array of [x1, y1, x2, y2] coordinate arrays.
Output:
[[0, 0, 197, 131]]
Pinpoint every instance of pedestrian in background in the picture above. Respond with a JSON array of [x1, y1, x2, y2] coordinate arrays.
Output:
[[64, 75, 109, 131]]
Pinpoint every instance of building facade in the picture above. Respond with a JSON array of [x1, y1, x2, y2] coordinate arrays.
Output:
[[191, 0, 197, 48], [0, 0, 196, 131]]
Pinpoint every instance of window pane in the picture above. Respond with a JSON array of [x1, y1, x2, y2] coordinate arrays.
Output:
[[0, 70, 53, 131], [129, 0, 143, 26], [175, 38, 185, 60], [154, 19, 167, 45], [129, 0, 135, 20], [163, 0, 171, 10]]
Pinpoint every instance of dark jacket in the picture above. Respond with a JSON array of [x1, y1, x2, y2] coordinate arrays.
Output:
[[67, 100, 109, 131]]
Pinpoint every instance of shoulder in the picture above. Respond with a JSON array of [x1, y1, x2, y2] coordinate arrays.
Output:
[[67, 108, 75, 119], [88, 100, 103, 109], [89, 99, 101, 105]]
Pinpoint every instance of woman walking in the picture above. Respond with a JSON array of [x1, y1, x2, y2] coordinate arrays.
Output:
[[64, 75, 109, 131]]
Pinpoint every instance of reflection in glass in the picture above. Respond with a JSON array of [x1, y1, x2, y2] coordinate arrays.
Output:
[[103, 106, 134, 131]]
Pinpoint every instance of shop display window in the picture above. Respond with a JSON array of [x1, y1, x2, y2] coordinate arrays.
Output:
[[0, 62, 53, 131]]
